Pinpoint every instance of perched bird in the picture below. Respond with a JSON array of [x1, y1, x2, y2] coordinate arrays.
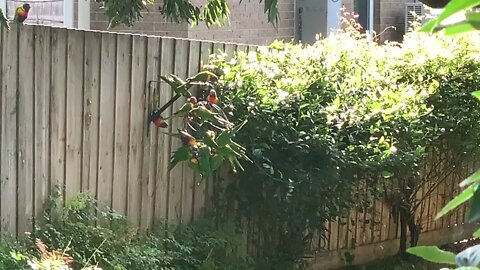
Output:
[[13, 3, 30, 24], [148, 109, 168, 128], [206, 89, 218, 104], [180, 130, 197, 147]]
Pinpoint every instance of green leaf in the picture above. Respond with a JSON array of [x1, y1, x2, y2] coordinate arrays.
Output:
[[210, 154, 224, 172], [169, 146, 191, 170], [422, 0, 480, 33], [198, 148, 212, 177], [443, 22, 477, 35], [473, 227, 480, 238], [466, 11, 480, 28], [460, 169, 480, 188], [472, 91, 480, 101], [468, 187, 480, 223], [203, 132, 219, 148], [230, 119, 248, 135], [436, 184, 476, 219], [216, 132, 232, 147], [407, 246, 456, 265]]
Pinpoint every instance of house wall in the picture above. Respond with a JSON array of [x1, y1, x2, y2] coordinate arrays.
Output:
[[342, 0, 408, 42], [89, 1, 189, 38], [86, 0, 295, 45], [378, 0, 409, 42], [79, 0, 407, 44], [188, 0, 295, 45]]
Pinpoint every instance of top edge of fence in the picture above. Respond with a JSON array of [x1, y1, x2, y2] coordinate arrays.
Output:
[[21, 22, 261, 48]]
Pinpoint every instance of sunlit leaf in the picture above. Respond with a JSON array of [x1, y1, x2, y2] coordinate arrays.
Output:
[[443, 22, 476, 35], [460, 169, 480, 188], [407, 246, 456, 265], [422, 0, 480, 32], [472, 91, 480, 101], [466, 11, 480, 28], [473, 227, 480, 238]]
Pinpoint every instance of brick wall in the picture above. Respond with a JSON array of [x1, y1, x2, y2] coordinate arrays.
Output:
[[341, 0, 408, 42], [188, 0, 295, 45], [378, 0, 408, 42], [89, 1, 189, 37], [87, 0, 295, 45]]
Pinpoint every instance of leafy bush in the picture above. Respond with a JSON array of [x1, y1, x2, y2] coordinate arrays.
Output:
[[0, 192, 252, 270], [206, 21, 480, 266]]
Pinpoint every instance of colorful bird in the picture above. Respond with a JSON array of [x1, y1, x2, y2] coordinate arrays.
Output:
[[13, 3, 30, 24], [206, 89, 218, 104], [148, 109, 168, 128], [188, 96, 197, 104], [180, 130, 197, 147], [190, 157, 199, 165]]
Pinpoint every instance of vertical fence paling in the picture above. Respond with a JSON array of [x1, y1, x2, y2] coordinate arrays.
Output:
[[1, 24, 18, 235]]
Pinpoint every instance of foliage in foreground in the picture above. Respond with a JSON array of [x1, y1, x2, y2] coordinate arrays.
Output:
[[87, 0, 277, 29], [203, 20, 480, 267], [407, 1, 480, 269], [0, 193, 252, 270]]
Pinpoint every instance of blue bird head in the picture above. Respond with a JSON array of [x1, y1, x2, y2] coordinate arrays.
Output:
[[23, 3, 31, 12]]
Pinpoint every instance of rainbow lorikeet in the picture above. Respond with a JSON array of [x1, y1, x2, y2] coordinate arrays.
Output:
[[206, 89, 218, 104], [148, 109, 168, 128], [13, 3, 30, 24]]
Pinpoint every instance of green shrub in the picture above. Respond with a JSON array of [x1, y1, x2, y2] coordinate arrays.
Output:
[[0, 192, 253, 270], [207, 25, 480, 266]]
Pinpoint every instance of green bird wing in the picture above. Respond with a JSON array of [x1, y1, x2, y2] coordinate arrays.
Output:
[[0, 8, 10, 29]]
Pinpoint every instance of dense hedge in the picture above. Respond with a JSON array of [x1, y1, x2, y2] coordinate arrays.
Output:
[[208, 27, 480, 267]]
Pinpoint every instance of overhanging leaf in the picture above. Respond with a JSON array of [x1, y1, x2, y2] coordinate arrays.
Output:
[[443, 22, 477, 35], [468, 187, 480, 223], [422, 0, 480, 33], [436, 184, 476, 219], [472, 91, 480, 101], [473, 227, 480, 238], [460, 169, 480, 188], [169, 146, 191, 170], [407, 246, 456, 265]]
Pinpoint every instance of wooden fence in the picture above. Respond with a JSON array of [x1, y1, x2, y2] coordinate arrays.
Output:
[[307, 150, 479, 269], [0, 24, 477, 269], [0, 24, 255, 236]]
